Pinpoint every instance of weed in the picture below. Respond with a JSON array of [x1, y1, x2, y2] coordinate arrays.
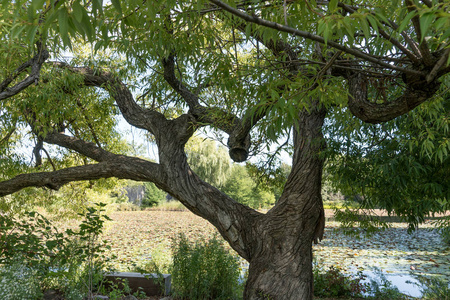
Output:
[[0, 203, 114, 299]]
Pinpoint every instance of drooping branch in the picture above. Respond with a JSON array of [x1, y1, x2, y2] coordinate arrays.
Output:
[[0, 44, 49, 100]]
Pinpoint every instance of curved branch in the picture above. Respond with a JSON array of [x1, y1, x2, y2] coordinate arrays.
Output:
[[0, 44, 49, 100], [43, 131, 116, 162], [209, 0, 425, 77], [0, 162, 126, 197], [53, 63, 167, 136], [347, 72, 440, 123], [162, 54, 255, 161]]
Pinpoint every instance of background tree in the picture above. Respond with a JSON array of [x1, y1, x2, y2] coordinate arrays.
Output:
[[186, 136, 232, 188], [0, 1, 449, 299]]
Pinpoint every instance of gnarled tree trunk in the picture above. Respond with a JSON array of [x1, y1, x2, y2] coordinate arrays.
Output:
[[158, 106, 326, 300], [242, 108, 326, 300]]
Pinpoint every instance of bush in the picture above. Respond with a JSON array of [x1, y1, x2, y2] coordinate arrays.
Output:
[[313, 264, 368, 298], [170, 234, 243, 300], [0, 203, 113, 299], [142, 182, 166, 207]]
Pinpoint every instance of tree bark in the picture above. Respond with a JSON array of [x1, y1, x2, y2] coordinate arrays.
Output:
[[240, 106, 326, 300]]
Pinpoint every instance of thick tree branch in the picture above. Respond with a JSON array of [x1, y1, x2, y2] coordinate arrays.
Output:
[[426, 48, 450, 83], [0, 44, 49, 100], [0, 163, 127, 197], [209, 0, 425, 77], [43, 131, 116, 162], [52, 63, 167, 137], [347, 72, 440, 123]]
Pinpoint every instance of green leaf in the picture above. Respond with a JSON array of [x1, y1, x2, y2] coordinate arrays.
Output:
[[57, 7, 72, 48], [58, 7, 69, 39], [329, 0, 338, 12], [359, 17, 370, 39], [366, 15, 379, 35], [10, 24, 26, 39], [31, 0, 46, 13], [111, 0, 123, 16], [72, 1, 84, 23], [398, 11, 416, 33], [26, 25, 39, 43], [92, 0, 103, 15], [419, 12, 435, 40]]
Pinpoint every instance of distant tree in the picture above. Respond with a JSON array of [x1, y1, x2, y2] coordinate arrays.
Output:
[[222, 164, 275, 208], [186, 136, 232, 188], [142, 182, 166, 207]]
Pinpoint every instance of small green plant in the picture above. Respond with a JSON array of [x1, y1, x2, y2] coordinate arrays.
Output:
[[415, 275, 450, 300], [0, 203, 114, 300], [170, 234, 243, 300], [313, 263, 368, 298]]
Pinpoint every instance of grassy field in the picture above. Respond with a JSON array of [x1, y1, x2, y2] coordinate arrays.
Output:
[[101, 210, 450, 284]]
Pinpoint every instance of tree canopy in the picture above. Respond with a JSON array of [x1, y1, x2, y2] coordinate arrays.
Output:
[[0, 1, 449, 299]]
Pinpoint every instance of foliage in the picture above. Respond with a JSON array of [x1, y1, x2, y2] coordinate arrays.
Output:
[[170, 234, 243, 300], [334, 207, 390, 236], [246, 161, 291, 201], [221, 164, 275, 208], [0, 203, 113, 299], [326, 96, 450, 231], [0, 257, 43, 300], [142, 182, 167, 207], [416, 275, 450, 300], [186, 136, 232, 188], [313, 264, 368, 298]]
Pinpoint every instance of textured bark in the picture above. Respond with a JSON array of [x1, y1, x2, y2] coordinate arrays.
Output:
[[347, 71, 440, 124], [0, 44, 49, 100], [239, 107, 326, 300]]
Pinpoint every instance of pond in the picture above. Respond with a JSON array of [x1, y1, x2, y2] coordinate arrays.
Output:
[[313, 221, 450, 297]]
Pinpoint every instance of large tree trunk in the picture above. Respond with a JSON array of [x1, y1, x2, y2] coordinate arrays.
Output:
[[160, 107, 327, 300], [242, 107, 326, 300]]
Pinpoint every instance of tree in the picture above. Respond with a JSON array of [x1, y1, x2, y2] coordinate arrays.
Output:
[[186, 136, 232, 188], [222, 164, 276, 208], [0, 1, 449, 299]]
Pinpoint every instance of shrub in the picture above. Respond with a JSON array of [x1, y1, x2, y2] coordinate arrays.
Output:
[[170, 234, 243, 300], [0, 203, 113, 299]]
